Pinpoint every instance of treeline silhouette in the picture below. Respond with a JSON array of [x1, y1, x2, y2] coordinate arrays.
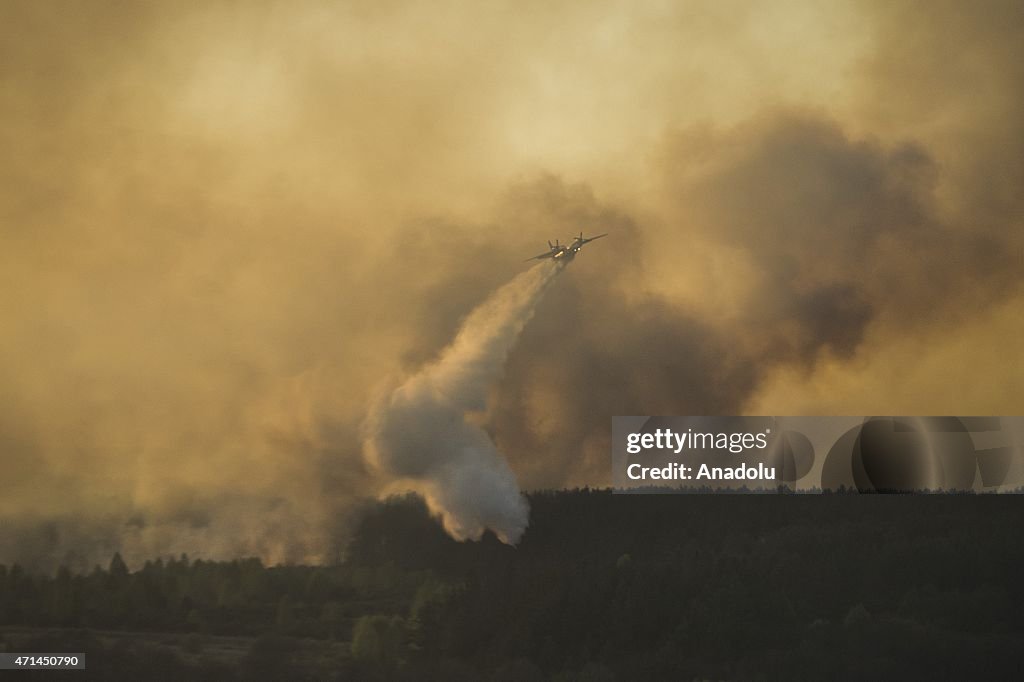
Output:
[[2, 489, 1024, 680]]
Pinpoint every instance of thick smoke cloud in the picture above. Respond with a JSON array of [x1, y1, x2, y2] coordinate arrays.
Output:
[[1, 1, 1021, 568], [364, 262, 560, 544]]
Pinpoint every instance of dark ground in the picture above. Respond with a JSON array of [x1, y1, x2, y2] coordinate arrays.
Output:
[[2, 490, 1023, 680]]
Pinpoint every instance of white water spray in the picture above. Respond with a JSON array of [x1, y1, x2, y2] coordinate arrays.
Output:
[[363, 261, 562, 544]]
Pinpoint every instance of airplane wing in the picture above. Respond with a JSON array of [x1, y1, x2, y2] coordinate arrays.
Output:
[[524, 251, 554, 262], [579, 233, 608, 245]]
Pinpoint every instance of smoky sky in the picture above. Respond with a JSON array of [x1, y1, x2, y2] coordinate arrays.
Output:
[[1, 0, 1022, 569]]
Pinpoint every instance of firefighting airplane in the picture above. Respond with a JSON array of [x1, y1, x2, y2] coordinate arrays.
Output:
[[525, 232, 608, 263]]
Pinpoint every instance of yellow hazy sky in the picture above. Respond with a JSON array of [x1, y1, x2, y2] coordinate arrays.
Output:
[[1, 0, 1022, 567]]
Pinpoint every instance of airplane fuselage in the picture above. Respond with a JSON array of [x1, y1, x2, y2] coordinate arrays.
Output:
[[525, 232, 607, 263], [554, 243, 584, 261]]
